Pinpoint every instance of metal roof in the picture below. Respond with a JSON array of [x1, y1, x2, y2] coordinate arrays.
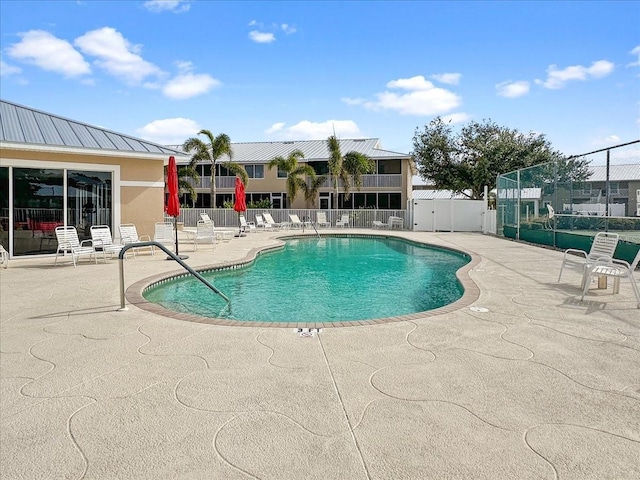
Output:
[[587, 164, 640, 182], [172, 138, 409, 163], [412, 189, 470, 200], [0, 99, 185, 157]]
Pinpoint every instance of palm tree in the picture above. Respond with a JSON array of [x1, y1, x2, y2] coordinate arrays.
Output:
[[182, 130, 248, 208], [327, 136, 374, 207], [267, 149, 316, 207], [177, 165, 199, 206], [304, 174, 328, 207]]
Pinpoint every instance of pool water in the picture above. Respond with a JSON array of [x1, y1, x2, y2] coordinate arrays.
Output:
[[144, 237, 469, 323]]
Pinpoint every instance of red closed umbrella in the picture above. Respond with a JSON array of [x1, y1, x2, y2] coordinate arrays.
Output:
[[166, 156, 185, 258], [233, 177, 246, 236]]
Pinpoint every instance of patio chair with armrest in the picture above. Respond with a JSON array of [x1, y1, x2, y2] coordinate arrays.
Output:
[[336, 214, 349, 228], [239, 215, 256, 234], [192, 220, 217, 250], [263, 212, 289, 230], [316, 212, 330, 228], [289, 214, 311, 229], [558, 231, 620, 288], [54, 226, 97, 267], [0, 244, 8, 269], [119, 224, 154, 256], [255, 214, 272, 231], [90, 225, 125, 261], [581, 249, 640, 309], [154, 222, 176, 251]]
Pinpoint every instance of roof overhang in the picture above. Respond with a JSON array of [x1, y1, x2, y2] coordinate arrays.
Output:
[[0, 141, 189, 162]]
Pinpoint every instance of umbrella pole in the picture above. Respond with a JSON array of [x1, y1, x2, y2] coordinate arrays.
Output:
[[174, 216, 179, 256]]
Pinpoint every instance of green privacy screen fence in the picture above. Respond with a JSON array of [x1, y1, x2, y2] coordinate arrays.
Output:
[[496, 140, 640, 263]]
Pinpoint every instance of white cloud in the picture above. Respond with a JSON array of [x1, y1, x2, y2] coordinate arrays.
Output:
[[281, 24, 297, 34], [387, 75, 434, 90], [143, 0, 191, 13], [136, 117, 200, 144], [249, 31, 275, 44], [496, 80, 530, 98], [627, 45, 640, 68], [6, 30, 91, 77], [265, 120, 362, 140], [344, 75, 461, 116], [441, 112, 471, 124], [535, 60, 615, 89], [265, 122, 285, 134], [162, 72, 221, 99], [75, 27, 163, 85], [431, 73, 461, 85], [0, 59, 22, 76]]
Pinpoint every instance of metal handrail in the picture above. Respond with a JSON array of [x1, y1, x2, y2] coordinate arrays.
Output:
[[117, 241, 230, 311], [301, 216, 321, 238]]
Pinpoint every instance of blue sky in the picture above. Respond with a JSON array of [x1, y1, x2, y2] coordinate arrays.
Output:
[[1, 0, 639, 165]]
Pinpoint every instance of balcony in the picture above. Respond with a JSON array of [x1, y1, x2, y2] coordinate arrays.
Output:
[[183, 174, 403, 190]]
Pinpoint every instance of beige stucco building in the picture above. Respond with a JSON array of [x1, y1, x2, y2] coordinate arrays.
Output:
[[0, 99, 188, 258]]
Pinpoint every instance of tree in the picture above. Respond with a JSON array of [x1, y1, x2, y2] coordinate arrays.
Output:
[[267, 149, 316, 207], [412, 117, 586, 199], [175, 165, 200, 206], [304, 174, 328, 207], [326, 136, 374, 207], [182, 130, 248, 207]]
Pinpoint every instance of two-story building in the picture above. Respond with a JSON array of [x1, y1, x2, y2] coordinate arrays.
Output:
[[176, 139, 414, 211]]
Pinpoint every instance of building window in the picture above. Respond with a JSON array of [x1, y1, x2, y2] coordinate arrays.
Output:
[[377, 159, 401, 174], [308, 161, 329, 175], [277, 168, 287, 178], [245, 165, 264, 179]]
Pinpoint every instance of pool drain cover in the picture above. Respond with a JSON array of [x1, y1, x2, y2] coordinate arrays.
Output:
[[469, 306, 489, 313]]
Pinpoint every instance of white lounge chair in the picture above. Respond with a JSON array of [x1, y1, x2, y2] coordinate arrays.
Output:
[[0, 244, 8, 269], [581, 249, 640, 308], [192, 220, 217, 250], [239, 215, 256, 233], [316, 212, 330, 228], [289, 214, 309, 229], [372, 220, 388, 229], [558, 231, 620, 287], [90, 225, 125, 261], [336, 214, 349, 228], [54, 226, 97, 267], [255, 214, 272, 231], [264, 212, 289, 230], [200, 212, 213, 224], [119, 224, 154, 256]]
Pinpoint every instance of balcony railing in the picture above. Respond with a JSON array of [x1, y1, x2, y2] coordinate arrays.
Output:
[[183, 174, 403, 190]]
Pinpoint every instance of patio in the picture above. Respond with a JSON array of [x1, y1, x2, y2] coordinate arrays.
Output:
[[1, 230, 639, 479]]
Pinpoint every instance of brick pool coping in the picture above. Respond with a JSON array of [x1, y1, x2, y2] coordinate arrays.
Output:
[[125, 233, 481, 328]]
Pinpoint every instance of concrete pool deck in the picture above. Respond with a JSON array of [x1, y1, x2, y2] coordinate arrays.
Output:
[[1, 230, 639, 479]]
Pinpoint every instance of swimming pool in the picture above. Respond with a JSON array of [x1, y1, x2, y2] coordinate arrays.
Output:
[[142, 236, 471, 324]]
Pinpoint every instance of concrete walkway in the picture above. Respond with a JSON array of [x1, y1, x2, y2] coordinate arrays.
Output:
[[1, 231, 639, 479]]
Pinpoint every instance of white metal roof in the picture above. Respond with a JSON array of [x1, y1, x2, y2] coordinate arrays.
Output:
[[412, 189, 470, 200], [587, 164, 640, 182], [0, 99, 185, 157], [172, 138, 409, 163]]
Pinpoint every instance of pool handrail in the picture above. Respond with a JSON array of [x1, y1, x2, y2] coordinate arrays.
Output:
[[117, 241, 230, 311]]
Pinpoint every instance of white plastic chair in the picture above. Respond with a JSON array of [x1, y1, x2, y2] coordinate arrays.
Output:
[[558, 232, 620, 287], [0, 244, 8, 269], [193, 220, 216, 250], [119, 224, 154, 256], [289, 214, 308, 229], [90, 225, 125, 261], [54, 226, 97, 267], [581, 249, 640, 309], [154, 222, 175, 251], [316, 212, 330, 228], [255, 214, 272, 231], [264, 212, 289, 230], [239, 215, 256, 233], [336, 214, 349, 228]]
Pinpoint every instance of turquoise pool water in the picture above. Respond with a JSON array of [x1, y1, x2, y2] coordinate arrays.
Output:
[[144, 236, 469, 323]]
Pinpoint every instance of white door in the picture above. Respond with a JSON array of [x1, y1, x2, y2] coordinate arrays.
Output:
[[413, 200, 434, 231], [319, 193, 330, 210]]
